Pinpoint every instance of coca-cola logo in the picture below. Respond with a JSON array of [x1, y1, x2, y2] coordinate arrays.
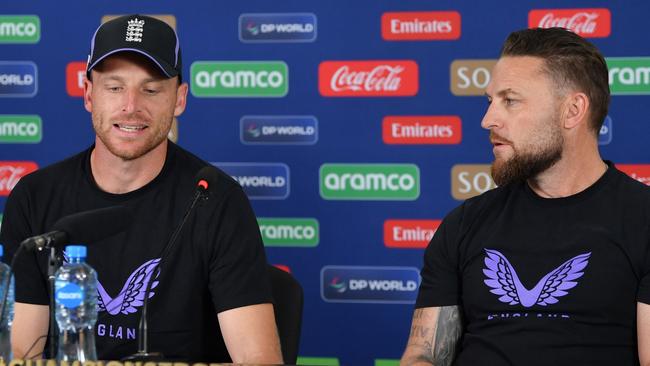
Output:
[[319, 60, 418, 97], [529, 8, 611, 38], [0, 162, 38, 196]]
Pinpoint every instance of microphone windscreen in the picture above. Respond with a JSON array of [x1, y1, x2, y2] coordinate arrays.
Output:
[[195, 166, 219, 192], [51, 205, 133, 245]]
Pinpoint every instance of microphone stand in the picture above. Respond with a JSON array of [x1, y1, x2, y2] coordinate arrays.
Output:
[[122, 188, 207, 362], [45, 246, 63, 358]]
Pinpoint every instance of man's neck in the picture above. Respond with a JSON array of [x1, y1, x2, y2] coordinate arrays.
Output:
[[90, 139, 168, 194], [527, 143, 607, 199]]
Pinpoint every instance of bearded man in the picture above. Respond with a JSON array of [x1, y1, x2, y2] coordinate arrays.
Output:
[[400, 27, 650, 366]]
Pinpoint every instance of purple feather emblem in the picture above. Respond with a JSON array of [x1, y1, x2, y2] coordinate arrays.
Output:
[[483, 249, 590, 308], [96, 258, 161, 315]]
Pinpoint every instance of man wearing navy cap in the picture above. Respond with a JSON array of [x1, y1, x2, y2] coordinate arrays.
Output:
[[1, 15, 282, 363]]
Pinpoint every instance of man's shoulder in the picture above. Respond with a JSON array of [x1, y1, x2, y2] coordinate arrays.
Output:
[[441, 184, 513, 230], [610, 166, 650, 197], [607, 167, 650, 215], [15, 148, 89, 190], [169, 142, 243, 196], [460, 184, 513, 214]]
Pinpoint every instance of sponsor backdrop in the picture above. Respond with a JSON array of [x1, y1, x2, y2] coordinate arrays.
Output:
[[0, 1, 649, 365]]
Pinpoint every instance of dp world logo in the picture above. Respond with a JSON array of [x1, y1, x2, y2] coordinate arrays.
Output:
[[0, 61, 37, 97], [329, 277, 347, 293], [239, 13, 317, 43], [241, 116, 318, 145], [320, 164, 419, 200], [321, 266, 420, 304], [214, 162, 289, 199], [598, 116, 612, 145], [190, 61, 288, 97]]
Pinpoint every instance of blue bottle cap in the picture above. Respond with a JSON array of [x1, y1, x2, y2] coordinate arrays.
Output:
[[65, 245, 87, 259], [0, 244, 3, 257]]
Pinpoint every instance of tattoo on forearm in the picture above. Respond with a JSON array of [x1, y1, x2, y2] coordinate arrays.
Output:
[[403, 306, 462, 366], [432, 306, 462, 365], [410, 324, 430, 339]]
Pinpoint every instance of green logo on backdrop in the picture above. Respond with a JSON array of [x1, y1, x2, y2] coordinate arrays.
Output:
[[296, 357, 340, 366], [190, 61, 288, 97], [257, 218, 319, 247], [0, 16, 40, 43], [607, 57, 650, 95], [320, 164, 420, 200], [375, 360, 400, 366], [0, 115, 42, 143]]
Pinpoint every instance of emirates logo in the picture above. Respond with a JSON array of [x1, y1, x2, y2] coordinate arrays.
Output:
[[125, 18, 145, 42]]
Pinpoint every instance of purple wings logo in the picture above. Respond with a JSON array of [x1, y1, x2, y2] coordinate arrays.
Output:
[[483, 249, 591, 308], [97, 258, 161, 315]]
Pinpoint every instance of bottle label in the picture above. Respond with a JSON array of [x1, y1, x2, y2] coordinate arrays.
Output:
[[55, 283, 83, 308]]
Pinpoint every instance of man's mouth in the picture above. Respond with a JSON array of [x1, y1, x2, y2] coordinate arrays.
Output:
[[115, 124, 147, 132]]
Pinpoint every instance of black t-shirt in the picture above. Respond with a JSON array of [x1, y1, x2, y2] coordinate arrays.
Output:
[[416, 164, 650, 365], [0, 141, 272, 361]]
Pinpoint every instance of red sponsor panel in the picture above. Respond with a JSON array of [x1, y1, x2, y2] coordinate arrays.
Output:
[[384, 219, 441, 248], [383, 115, 462, 145], [529, 8, 611, 38], [0, 161, 38, 196], [616, 164, 650, 186], [319, 60, 419, 97], [66, 61, 87, 97], [274, 264, 291, 273], [382, 11, 461, 40]]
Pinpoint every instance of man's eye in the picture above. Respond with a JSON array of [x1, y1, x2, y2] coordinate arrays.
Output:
[[505, 98, 516, 106], [107, 86, 122, 92], [144, 89, 159, 95]]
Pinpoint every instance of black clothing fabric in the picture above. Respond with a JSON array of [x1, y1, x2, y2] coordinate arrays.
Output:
[[416, 164, 650, 365], [0, 142, 272, 361]]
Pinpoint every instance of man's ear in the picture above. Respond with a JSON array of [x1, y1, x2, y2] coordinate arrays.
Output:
[[173, 82, 189, 117], [563, 92, 590, 130], [83, 77, 93, 113]]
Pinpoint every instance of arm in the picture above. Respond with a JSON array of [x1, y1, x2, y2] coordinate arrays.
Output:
[[400, 306, 462, 366], [11, 303, 49, 359], [218, 303, 283, 364], [638, 302, 650, 365]]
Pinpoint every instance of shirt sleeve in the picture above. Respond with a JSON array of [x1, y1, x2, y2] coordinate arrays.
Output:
[[0, 179, 50, 305], [207, 186, 272, 313], [415, 204, 463, 308]]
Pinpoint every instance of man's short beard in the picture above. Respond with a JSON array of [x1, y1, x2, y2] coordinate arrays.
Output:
[[490, 131, 563, 186]]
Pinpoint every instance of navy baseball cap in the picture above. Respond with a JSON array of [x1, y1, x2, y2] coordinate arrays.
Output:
[[86, 14, 182, 81]]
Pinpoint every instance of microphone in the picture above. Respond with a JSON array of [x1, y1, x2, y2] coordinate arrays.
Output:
[[4, 205, 133, 358], [195, 165, 218, 198], [124, 166, 219, 361], [20, 205, 133, 251]]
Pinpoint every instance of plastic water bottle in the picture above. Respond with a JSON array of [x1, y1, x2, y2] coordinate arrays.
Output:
[[0, 244, 14, 361], [54, 245, 98, 361]]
